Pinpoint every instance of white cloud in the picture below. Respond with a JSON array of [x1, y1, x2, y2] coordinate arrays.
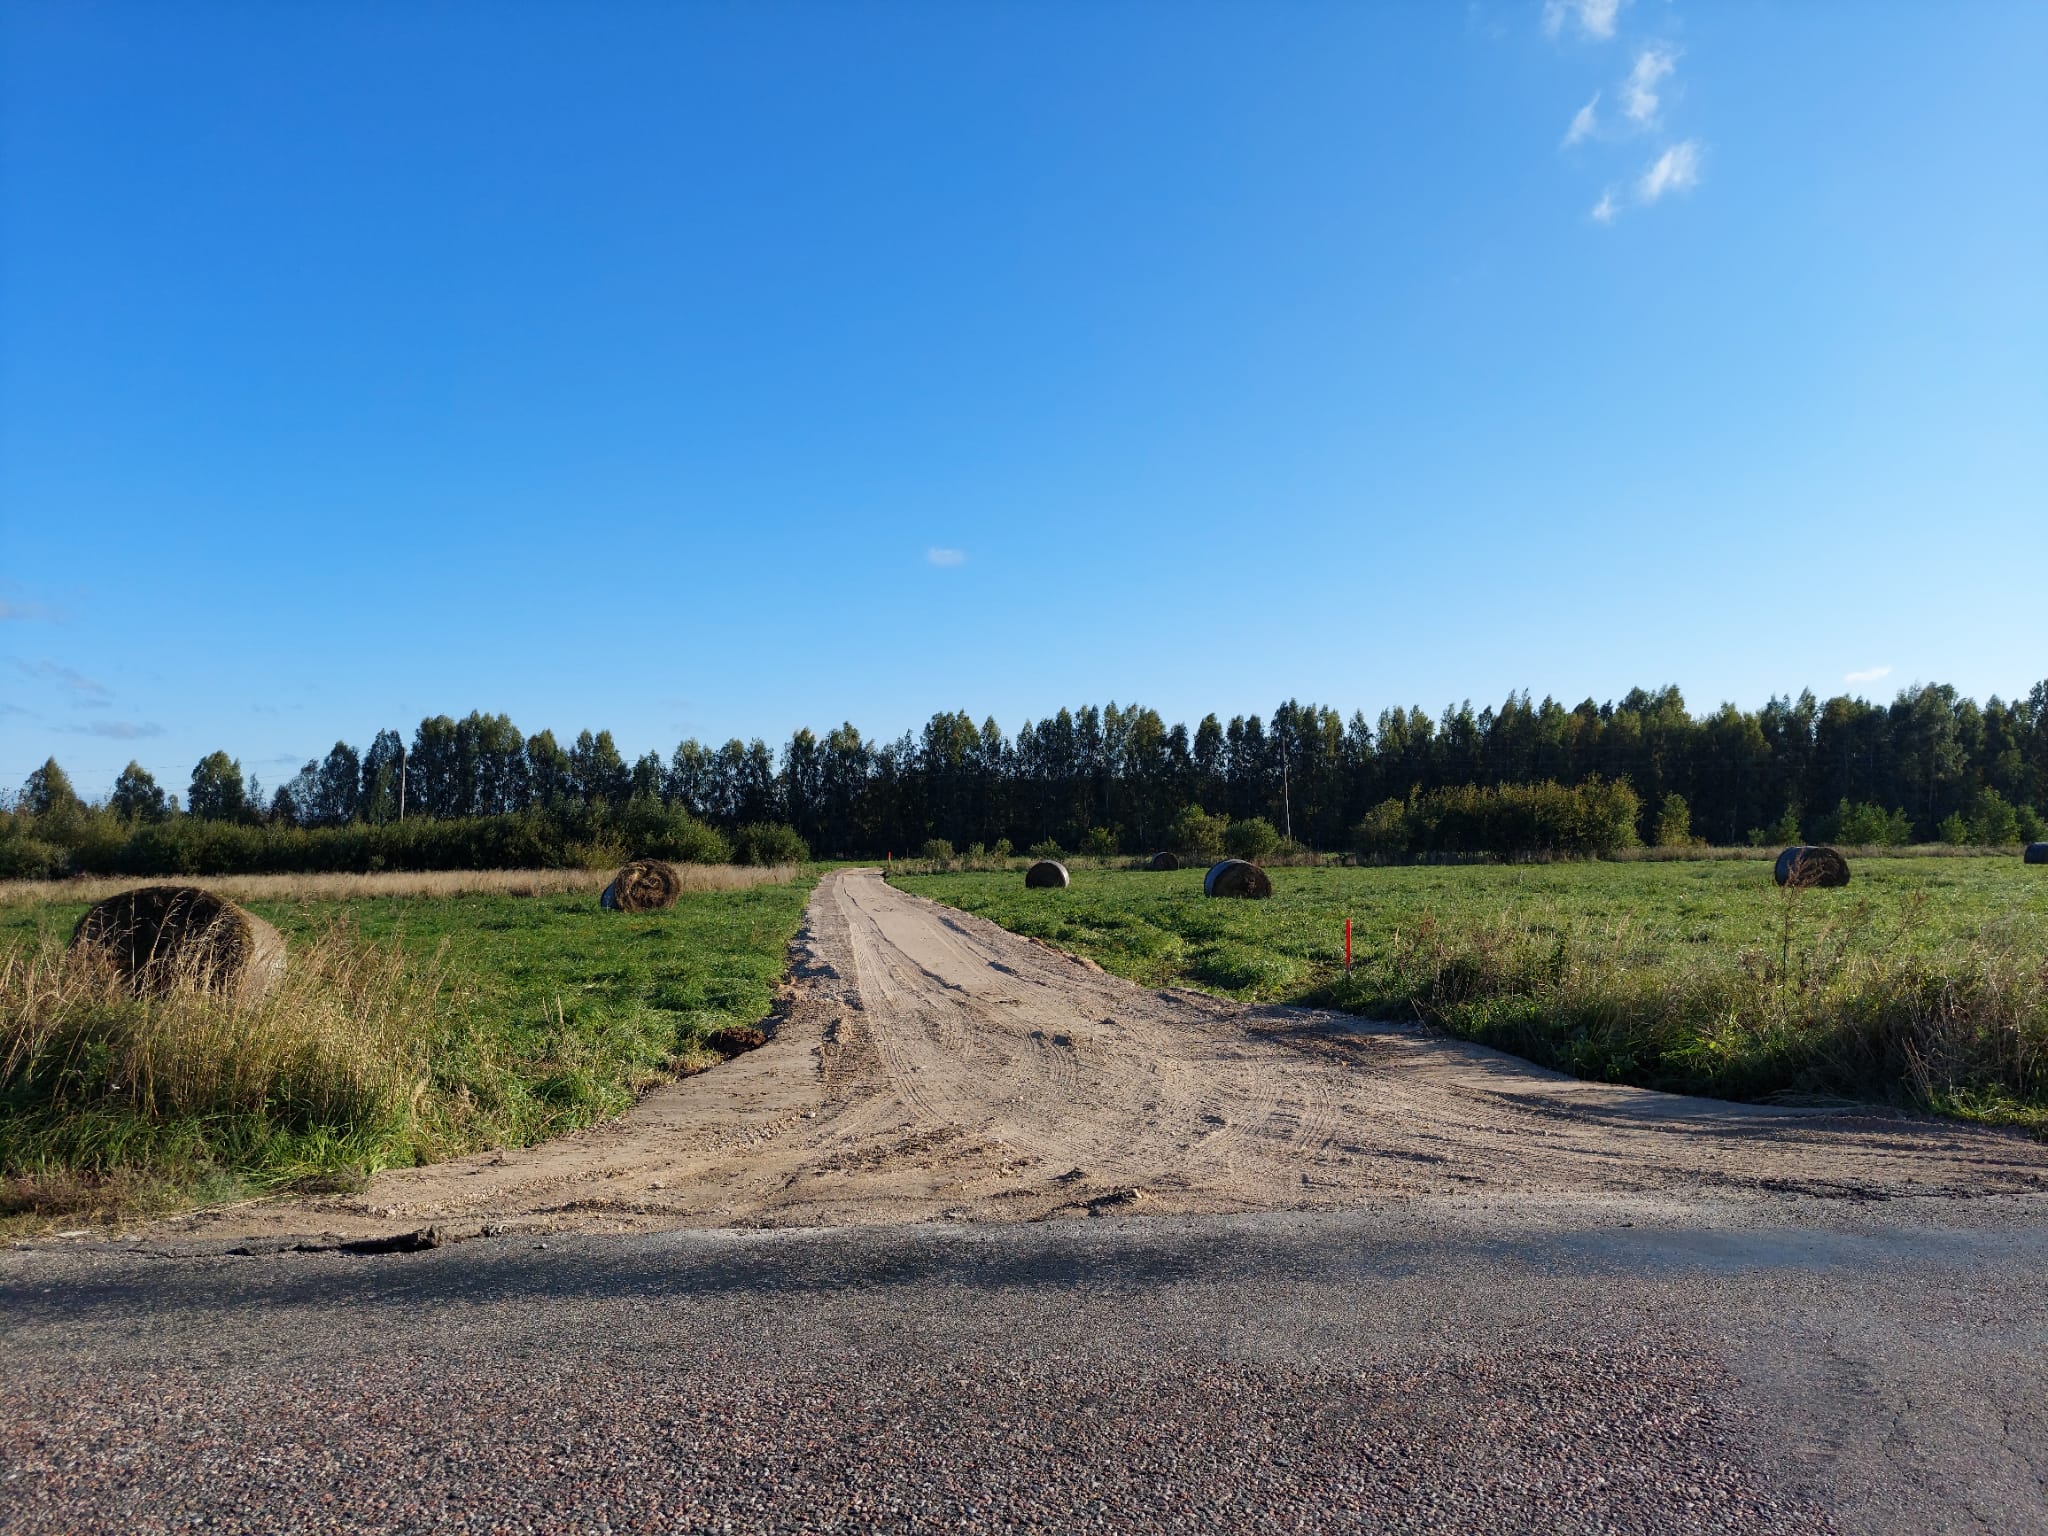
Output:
[[60, 719, 164, 740], [1590, 190, 1618, 223], [1622, 46, 1677, 124], [926, 547, 967, 568], [15, 658, 109, 700], [1637, 139, 1703, 202], [1544, 0, 1629, 40], [1844, 665, 1892, 686], [1563, 92, 1600, 147], [0, 600, 53, 622]]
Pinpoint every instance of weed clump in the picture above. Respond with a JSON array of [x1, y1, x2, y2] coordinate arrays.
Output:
[[2, 919, 471, 1202]]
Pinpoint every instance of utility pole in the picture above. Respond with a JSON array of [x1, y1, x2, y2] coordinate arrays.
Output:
[[1280, 730, 1292, 844], [398, 744, 406, 822]]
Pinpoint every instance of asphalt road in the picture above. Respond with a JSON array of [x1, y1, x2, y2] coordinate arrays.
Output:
[[6, 1195, 2046, 1534]]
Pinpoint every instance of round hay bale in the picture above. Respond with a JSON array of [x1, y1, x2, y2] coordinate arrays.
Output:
[[1204, 859, 1273, 899], [1146, 851, 1180, 871], [70, 885, 285, 1002], [1023, 859, 1070, 889], [1773, 845, 1851, 889], [2025, 843, 2048, 865], [603, 858, 681, 913]]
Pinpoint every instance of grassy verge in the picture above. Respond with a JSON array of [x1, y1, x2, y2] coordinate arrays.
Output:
[[1, 872, 815, 1223], [900, 860, 2048, 1134]]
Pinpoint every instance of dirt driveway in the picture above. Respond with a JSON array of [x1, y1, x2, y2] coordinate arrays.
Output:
[[152, 869, 2048, 1245]]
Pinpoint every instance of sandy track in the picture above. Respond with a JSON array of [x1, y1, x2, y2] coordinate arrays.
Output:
[[155, 870, 2048, 1243]]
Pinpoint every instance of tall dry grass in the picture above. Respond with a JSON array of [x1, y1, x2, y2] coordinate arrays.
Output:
[[1365, 890, 2048, 1127], [0, 863, 800, 909], [1, 917, 477, 1200]]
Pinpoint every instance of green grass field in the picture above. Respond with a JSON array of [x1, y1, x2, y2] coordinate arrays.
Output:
[[0, 877, 814, 1218], [901, 858, 2048, 1132]]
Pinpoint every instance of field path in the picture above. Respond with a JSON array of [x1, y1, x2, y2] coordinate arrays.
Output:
[[154, 868, 2048, 1244]]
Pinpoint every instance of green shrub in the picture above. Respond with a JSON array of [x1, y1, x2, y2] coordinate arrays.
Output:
[[1965, 788, 2021, 846], [1167, 805, 1228, 861], [1652, 793, 1692, 847], [1757, 805, 1803, 846], [0, 821, 63, 880], [1831, 799, 1913, 846], [1223, 817, 1280, 862], [731, 822, 810, 866], [617, 800, 731, 864], [1080, 827, 1120, 857], [920, 838, 955, 862], [1404, 777, 1640, 860], [1352, 799, 1410, 863], [1027, 838, 1064, 860]]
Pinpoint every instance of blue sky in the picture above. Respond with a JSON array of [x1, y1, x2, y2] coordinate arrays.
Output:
[[3, 1, 2044, 795]]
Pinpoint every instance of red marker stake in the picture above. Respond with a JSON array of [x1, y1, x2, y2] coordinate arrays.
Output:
[[1345, 917, 1352, 975]]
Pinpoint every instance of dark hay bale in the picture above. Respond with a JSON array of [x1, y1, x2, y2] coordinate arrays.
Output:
[[707, 1025, 767, 1058], [1024, 859, 1070, 889], [602, 858, 682, 913], [1773, 845, 1851, 889], [1146, 851, 1180, 871], [1204, 859, 1273, 899], [2026, 843, 2048, 865], [70, 885, 285, 1002]]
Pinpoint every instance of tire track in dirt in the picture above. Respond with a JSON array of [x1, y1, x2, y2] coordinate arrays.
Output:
[[145, 869, 2048, 1245]]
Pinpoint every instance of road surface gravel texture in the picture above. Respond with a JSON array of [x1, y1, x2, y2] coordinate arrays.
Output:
[[5, 869, 2046, 1532]]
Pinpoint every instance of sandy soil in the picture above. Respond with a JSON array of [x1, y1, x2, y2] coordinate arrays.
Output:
[[148, 869, 2048, 1245]]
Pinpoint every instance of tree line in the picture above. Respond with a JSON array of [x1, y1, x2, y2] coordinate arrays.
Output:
[[6, 680, 2046, 876]]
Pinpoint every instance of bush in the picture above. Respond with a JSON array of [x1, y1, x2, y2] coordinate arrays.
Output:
[[731, 822, 810, 866], [1831, 799, 1913, 847], [1403, 777, 1640, 860], [1080, 827, 1119, 857], [1751, 805, 1803, 847], [1167, 805, 1228, 861], [1965, 788, 2021, 846], [1352, 799, 1410, 863], [1938, 813, 1970, 845], [992, 839, 1014, 858], [920, 838, 955, 862], [1652, 793, 1692, 848], [1027, 838, 1064, 860], [0, 813, 65, 880], [1223, 817, 1280, 862], [617, 800, 731, 864], [1267, 838, 1318, 866]]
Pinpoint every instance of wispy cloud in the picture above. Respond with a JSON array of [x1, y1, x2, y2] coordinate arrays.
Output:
[[1544, 0, 1629, 41], [1844, 664, 1892, 686], [1622, 46, 1677, 124], [0, 599, 56, 623], [1590, 190, 1618, 223], [1563, 93, 1600, 147], [14, 658, 110, 702], [1637, 140, 1703, 202], [62, 719, 165, 740], [926, 547, 967, 568]]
